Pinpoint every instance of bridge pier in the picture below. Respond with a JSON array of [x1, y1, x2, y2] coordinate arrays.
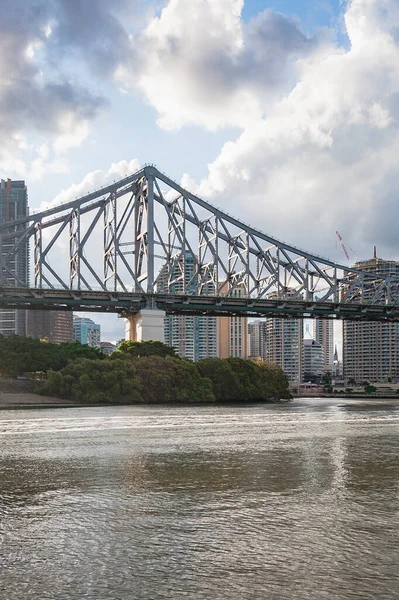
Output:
[[124, 309, 166, 342]]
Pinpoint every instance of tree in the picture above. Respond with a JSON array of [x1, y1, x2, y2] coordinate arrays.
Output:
[[38, 357, 142, 403], [197, 357, 291, 402], [196, 358, 241, 402], [134, 355, 214, 403], [0, 335, 65, 376], [57, 340, 104, 362], [322, 371, 332, 386], [364, 384, 377, 394], [117, 340, 179, 358]]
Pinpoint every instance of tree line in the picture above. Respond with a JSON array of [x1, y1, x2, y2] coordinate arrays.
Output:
[[0, 337, 291, 404]]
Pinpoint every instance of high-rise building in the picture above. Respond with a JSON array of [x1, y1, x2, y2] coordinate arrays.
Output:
[[0, 179, 29, 336], [248, 320, 266, 360], [217, 283, 248, 359], [158, 252, 217, 361], [264, 290, 304, 383], [73, 316, 101, 347], [303, 339, 325, 383], [343, 255, 399, 383], [313, 319, 334, 372], [27, 310, 73, 343]]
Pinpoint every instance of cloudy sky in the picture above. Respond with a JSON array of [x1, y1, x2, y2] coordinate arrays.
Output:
[[1, 0, 399, 342]]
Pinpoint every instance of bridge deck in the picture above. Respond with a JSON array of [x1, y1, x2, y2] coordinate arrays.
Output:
[[1, 288, 399, 321]]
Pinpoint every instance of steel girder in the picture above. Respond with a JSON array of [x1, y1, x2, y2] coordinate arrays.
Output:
[[0, 165, 398, 312]]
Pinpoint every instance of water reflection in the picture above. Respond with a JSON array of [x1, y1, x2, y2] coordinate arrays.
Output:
[[1, 399, 399, 599]]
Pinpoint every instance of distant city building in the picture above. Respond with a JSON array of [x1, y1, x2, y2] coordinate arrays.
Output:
[[264, 289, 303, 383], [343, 254, 399, 383], [0, 179, 29, 336], [332, 346, 342, 380], [303, 339, 325, 383], [27, 310, 73, 343], [313, 319, 334, 372], [73, 316, 101, 347], [217, 283, 248, 359], [248, 321, 266, 360], [100, 341, 117, 355], [158, 252, 217, 361]]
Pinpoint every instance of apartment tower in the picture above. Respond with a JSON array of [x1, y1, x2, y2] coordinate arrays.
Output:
[[158, 252, 217, 361], [27, 310, 74, 343], [264, 289, 304, 383], [313, 319, 334, 372], [248, 321, 266, 360], [0, 179, 29, 335], [343, 255, 399, 383], [217, 283, 248, 359]]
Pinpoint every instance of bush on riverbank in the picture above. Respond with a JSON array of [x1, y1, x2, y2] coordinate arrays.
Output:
[[0, 335, 103, 377], [196, 357, 291, 402], [37, 357, 142, 403], [37, 350, 291, 404]]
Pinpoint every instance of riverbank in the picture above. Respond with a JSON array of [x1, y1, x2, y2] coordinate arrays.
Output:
[[0, 393, 288, 410], [0, 393, 83, 409]]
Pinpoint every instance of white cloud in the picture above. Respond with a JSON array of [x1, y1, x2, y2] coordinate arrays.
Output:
[[168, 0, 399, 263], [40, 158, 141, 211], [122, 0, 321, 130]]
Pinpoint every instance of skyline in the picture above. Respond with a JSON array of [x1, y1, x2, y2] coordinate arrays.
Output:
[[1, 0, 398, 340]]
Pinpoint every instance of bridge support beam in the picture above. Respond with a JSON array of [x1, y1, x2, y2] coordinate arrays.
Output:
[[124, 309, 166, 342]]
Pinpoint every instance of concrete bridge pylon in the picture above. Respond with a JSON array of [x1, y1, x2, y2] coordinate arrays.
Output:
[[124, 309, 166, 342]]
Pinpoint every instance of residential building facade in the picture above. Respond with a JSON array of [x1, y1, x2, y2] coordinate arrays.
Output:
[[158, 252, 217, 361], [100, 342, 117, 355], [264, 290, 304, 383], [0, 179, 29, 336], [27, 310, 73, 343], [73, 316, 101, 347], [217, 282, 248, 359], [313, 319, 334, 372], [303, 339, 325, 383], [248, 320, 266, 360], [343, 255, 399, 383]]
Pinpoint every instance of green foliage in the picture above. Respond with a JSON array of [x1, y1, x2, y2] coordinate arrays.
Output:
[[57, 340, 104, 362], [364, 384, 377, 394], [0, 335, 103, 377], [196, 358, 241, 401], [197, 357, 291, 402], [38, 357, 142, 403], [0, 335, 64, 376], [32, 338, 291, 405], [134, 355, 215, 403], [117, 340, 178, 358]]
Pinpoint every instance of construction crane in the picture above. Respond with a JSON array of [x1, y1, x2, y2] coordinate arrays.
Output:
[[336, 230, 350, 261]]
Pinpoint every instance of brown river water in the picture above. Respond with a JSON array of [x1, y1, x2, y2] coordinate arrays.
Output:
[[1, 398, 399, 599]]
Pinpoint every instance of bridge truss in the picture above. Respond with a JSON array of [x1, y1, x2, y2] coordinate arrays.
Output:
[[0, 166, 398, 320]]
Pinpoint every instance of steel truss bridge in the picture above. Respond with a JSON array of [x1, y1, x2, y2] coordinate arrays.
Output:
[[1, 165, 399, 322]]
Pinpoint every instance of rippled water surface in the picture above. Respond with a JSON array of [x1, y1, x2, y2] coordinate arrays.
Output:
[[1, 398, 399, 599]]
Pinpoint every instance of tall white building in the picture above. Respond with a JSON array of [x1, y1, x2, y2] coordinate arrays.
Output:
[[343, 255, 399, 383], [303, 339, 325, 382], [313, 319, 334, 372], [264, 290, 303, 383], [0, 179, 29, 336], [248, 321, 266, 359], [158, 252, 217, 361]]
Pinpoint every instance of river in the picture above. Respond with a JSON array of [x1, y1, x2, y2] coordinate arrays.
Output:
[[1, 398, 399, 599]]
